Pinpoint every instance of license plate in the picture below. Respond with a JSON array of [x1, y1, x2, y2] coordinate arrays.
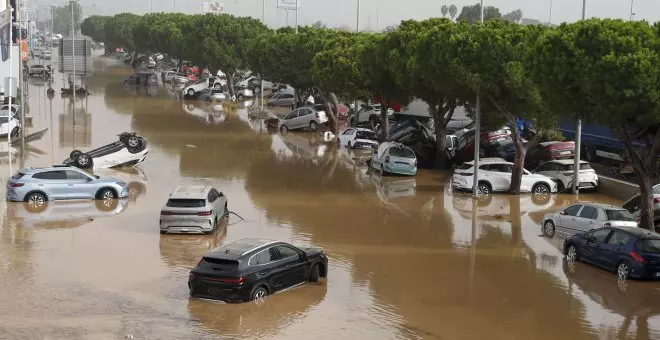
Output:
[[560, 151, 571, 155]]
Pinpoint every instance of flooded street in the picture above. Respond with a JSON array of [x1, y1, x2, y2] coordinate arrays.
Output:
[[1, 57, 659, 339]]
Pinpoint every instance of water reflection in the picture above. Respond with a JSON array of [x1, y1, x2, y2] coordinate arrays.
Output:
[[6, 199, 129, 229], [159, 218, 228, 269]]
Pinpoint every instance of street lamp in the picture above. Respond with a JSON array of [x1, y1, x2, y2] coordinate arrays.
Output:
[[572, 0, 586, 195], [629, 0, 635, 21], [472, 0, 483, 198]]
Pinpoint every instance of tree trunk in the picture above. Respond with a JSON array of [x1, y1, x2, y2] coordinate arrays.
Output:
[[227, 72, 235, 98], [638, 174, 655, 231], [431, 103, 456, 169], [379, 102, 389, 142], [506, 114, 529, 195], [318, 89, 340, 134]]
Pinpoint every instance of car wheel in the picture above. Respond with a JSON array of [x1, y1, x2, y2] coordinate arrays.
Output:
[[250, 285, 268, 302], [97, 188, 116, 201], [309, 264, 321, 283], [237, 94, 244, 101], [75, 153, 93, 169], [310, 121, 318, 131], [125, 135, 141, 149], [477, 182, 491, 196], [95, 195, 119, 211], [280, 125, 288, 133], [187, 88, 195, 96], [617, 261, 630, 280], [542, 220, 555, 237], [566, 244, 579, 263], [24, 193, 47, 212], [533, 183, 550, 195], [69, 150, 82, 160]]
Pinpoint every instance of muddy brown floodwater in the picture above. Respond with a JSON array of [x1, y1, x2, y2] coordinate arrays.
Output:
[[1, 57, 659, 340]]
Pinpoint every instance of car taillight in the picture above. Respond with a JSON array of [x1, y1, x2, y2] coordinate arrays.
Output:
[[603, 223, 611, 228], [654, 197, 660, 204], [630, 251, 646, 263], [188, 273, 196, 281], [385, 156, 390, 163], [210, 277, 246, 284], [160, 211, 172, 216], [198, 211, 212, 216], [316, 112, 320, 119], [9, 182, 24, 187]]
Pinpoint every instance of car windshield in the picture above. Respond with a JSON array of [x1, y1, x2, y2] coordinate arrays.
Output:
[[561, 163, 592, 171], [605, 209, 635, 221], [457, 163, 473, 170], [637, 239, 660, 253], [166, 199, 205, 208], [356, 130, 377, 140], [0, 116, 9, 124], [389, 146, 415, 158]]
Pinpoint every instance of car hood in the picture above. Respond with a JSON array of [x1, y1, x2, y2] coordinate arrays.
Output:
[[93, 177, 124, 185]]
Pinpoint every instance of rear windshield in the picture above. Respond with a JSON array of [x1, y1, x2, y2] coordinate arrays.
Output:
[[637, 239, 660, 253], [166, 199, 205, 208], [0, 116, 9, 124], [561, 163, 592, 171], [605, 209, 635, 221], [457, 163, 473, 170], [389, 147, 415, 158], [11, 172, 23, 179], [356, 130, 377, 140], [198, 257, 239, 271]]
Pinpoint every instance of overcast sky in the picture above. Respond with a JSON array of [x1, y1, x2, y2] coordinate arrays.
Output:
[[33, 0, 660, 30]]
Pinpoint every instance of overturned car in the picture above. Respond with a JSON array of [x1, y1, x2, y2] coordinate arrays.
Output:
[[64, 132, 148, 169]]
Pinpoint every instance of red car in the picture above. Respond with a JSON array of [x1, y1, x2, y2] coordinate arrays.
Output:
[[451, 129, 511, 164], [525, 141, 576, 169]]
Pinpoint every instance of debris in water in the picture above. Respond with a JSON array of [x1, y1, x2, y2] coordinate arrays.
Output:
[[125, 335, 134, 339], [186, 144, 196, 148]]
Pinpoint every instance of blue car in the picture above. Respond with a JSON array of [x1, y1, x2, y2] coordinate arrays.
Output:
[[563, 226, 660, 280], [370, 142, 417, 176]]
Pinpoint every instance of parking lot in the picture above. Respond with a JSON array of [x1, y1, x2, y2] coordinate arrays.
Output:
[[0, 57, 659, 339]]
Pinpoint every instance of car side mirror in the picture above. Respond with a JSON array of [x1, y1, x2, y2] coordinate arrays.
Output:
[[559, 211, 565, 215]]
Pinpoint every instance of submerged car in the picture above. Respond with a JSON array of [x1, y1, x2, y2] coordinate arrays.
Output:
[[188, 238, 328, 303], [370, 142, 417, 176], [278, 105, 328, 132], [7, 165, 128, 205], [452, 158, 557, 195], [63, 132, 148, 169], [541, 203, 638, 238], [234, 87, 254, 101], [0, 114, 20, 137], [159, 185, 228, 234], [564, 226, 660, 280], [198, 88, 227, 102], [338, 127, 379, 149]]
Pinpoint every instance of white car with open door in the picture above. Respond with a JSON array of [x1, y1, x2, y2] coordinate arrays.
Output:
[[338, 127, 379, 149], [63, 132, 148, 169], [182, 77, 225, 97], [452, 158, 558, 195]]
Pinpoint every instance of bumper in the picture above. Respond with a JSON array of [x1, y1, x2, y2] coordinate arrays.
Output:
[[6, 189, 21, 201], [629, 262, 660, 280], [189, 279, 251, 303], [119, 187, 129, 198], [160, 217, 214, 234], [384, 164, 417, 176], [451, 175, 471, 191], [567, 180, 599, 190]]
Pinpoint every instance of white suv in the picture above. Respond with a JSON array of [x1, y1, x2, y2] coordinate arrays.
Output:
[[452, 158, 557, 195], [159, 185, 228, 234]]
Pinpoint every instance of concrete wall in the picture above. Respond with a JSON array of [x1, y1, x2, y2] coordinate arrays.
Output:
[[597, 176, 639, 201]]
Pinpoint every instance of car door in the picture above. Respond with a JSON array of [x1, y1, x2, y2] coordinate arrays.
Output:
[[275, 244, 308, 287], [575, 205, 598, 233], [582, 228, 613, 267], [599, 230, 631, 270], [519, 168, 537, 192], [558, 204, 582, 234], [249, 247, 287, 292], [294, 108, 311, 129], [64, 170, 94, 199], [489, 163, 513, 192], [32, 170, 68, 199], [287, 109, 301, 128]]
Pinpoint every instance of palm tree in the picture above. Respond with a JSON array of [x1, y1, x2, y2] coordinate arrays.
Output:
[[441, 5, 448, 17], [449, 4, 458, 21]]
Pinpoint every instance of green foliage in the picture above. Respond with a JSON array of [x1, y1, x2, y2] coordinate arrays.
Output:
[[81, 16, 109, 43], [456, 3, 502, 24], [52, 2, 82, 35], [104, 13, 141, 51]]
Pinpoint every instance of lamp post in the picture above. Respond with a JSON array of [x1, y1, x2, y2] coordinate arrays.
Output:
[[472, 0, 483, 198], [573, 0, 586, 195], [629, 0, 635, 21]]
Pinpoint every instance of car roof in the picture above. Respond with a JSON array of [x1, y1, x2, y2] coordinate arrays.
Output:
[[547, 159, 587, 165], [170, 185, 211, 199], [575, 202, 625, 210], [18, 165, 78, 174], [611, 226, 660, 239], [464, 157, 508, 165], [206, 238, 279, 260]]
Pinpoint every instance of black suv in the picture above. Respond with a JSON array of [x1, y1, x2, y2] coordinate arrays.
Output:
[[188, 238, 328, 303]]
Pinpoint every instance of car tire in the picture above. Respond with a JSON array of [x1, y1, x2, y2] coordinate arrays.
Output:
[[309, 121, 318, 131], [566, 243, 579, 263], [237, 94, 244, 101], [617, 261, 630, 280], [187, 89, 195, 96], [280, 125, 289, 134], [24, 193, 47, 212], [70, 150, 82, 160], [309, 264, 321, 283], [347, 141, 352, 149], [542, 220, 556, 237], [75, 153, 93, 169], [533, 183, 551, 195], [125, 135, 141, 151], [477, 181, 491, 196], [97, 188, 117, 201], [95, 196, 119, 211], [250, 285, 268, 302]]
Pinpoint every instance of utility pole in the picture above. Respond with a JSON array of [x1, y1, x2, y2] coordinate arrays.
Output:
[[548, 0, 553, 26], [573, 0, 586, 195], [472, 0, 483, 198], [260, 0, 264, 110], [294, 0, 298, 33], [352, 0, 360, 127], [8, 2, 14, 176], [629, 0, 634, 21], [71, 1, 76, 107]]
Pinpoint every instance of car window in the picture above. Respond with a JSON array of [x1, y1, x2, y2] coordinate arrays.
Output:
[[284, 110, 298, 120], [490, 164, 513, 174], [249, 247, 278, 265], [207, 191, 216, 203], [32, 170, 66, 180], [342, 129, 354, 135], [166, 199, 205, 208], [578, 206, 597, 219], [276, 245, 299, 259], [388, 146, 415, 158], [590, 228, 612, 243], [457, 163, 473, 170], [636, 239, 660, 253], [607, 231, 631, 246], [564, 205, 582, 216], [281, 94, 293, 99], [300, 108, 313, 116], [605, 209, 635, 221], [622, 195, 641, 212], [65, 170, 89, 180], [356, 130, 376, 140]]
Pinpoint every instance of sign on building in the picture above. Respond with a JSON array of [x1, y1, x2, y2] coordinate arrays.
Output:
[[277, 0, 300, 10], [202, 2, 223, 13], [58, 38, 92, 75]]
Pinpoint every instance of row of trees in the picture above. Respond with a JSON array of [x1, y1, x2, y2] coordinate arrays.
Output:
[[81, 12, 660, 230]]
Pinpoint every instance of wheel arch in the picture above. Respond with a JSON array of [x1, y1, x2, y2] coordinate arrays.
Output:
[[317, 261, 327, 278], [23, 190, 49, 202]]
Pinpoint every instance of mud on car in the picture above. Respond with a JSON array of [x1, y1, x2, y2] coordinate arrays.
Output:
[[64, 132, 148, 169]]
